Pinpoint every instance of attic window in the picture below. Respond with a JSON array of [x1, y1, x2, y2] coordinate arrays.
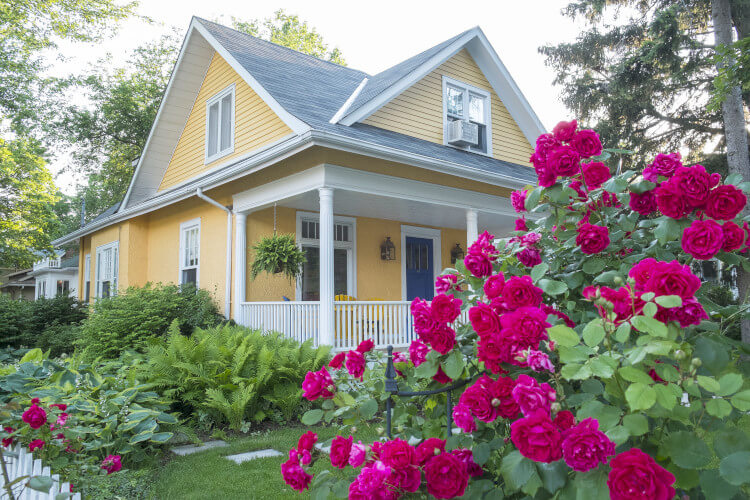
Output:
[[442, 76, 492, 156], [205, 84, 235, 163]]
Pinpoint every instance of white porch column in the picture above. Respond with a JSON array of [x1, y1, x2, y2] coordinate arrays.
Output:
[[318, 187, 335, 346], [233, 211, 247, 323], [466, 209, 478, 248]]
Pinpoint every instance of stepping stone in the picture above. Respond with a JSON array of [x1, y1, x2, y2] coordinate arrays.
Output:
[[315, 443, 331, 454], [171, 440, 228, 456], [225, 449, 283, 464]]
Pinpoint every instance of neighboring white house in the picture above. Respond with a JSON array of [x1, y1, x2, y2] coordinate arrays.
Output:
[[29, 251, 79, 300]]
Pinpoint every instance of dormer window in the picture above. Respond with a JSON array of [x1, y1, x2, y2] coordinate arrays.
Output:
[[442, 76, 491, 155], [205, 84, 235, 163]]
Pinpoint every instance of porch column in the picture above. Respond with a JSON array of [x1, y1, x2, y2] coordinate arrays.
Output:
[[466, 209, 478, 248], [318, 187, 335, 347], [233, 211, 247, 323]]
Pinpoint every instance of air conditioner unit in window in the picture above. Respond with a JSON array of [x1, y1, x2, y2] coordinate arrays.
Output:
[[447, 120, 479, 147]]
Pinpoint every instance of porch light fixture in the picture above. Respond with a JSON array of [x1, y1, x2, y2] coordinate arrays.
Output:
[[450, 243, 465, 264], [380, 237, 396, 261]]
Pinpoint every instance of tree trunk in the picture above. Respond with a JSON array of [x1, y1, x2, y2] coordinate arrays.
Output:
[[714, 0, 750, 347]]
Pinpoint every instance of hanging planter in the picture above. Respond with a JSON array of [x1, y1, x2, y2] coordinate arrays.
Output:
[[250, 204, 306, 282], [250, 234, 307, 282]]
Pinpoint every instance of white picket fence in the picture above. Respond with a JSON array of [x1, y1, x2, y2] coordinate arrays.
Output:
[[0, 445, 80, 500]]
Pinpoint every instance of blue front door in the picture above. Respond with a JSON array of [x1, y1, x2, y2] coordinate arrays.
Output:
[[405, 237, 434, 301]]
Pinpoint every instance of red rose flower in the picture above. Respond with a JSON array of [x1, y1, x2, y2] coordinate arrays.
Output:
[[432, 366, 452, 384], [581, 161, 611, 189], [356, 339, 374, 353], [628, 258, 658, 289], [552, 120, 577, 142], [607, 448, 675, 500], [2, 427, 14, 448], [484, 375, 520, 419], [547, 145, 581, 176], [722, 221, 746, 251], [655, 181, 689, 218], [645, 260, 701, 299], [416, 438, 446, 465], [629, 190, 657, 216], [576, 223, 610, 254], [704, 184, 746, 220], [409, 339, 429, 366], [380, 438, 416, 469], [562, 418, 616, 472], [501, 276, 543, 310], [101, 454, 122, 474], [29, 439, 45, 452], [500, 306, 550, 346], [510, 409, 563, 463], [515, 217, 528, 231], [302, 366, 335, 401], [345, 350, 366, 380], [21, 404, 47, 430], [682, 219, 723, 260], [297, 431, 318, 452], [330, 435, 353, 469], [450, 448, 483, 477], [281, 458, 312, 491], [435, 274, 458, 294], [469, 303, 500, 337], [517, 246, 542, 267], [411, 298, 437, 339], [553, 410, 575, 431], [459, 381, 498, 423], [430, 293, 462, 323], [672, 165, 713, 207], [535, 133, 561, 157], [570, 129, 603, 158], [328, 351, 346, 369], [483, 273, 506, 299], [511, 189, 528, 213], [645, 152, 682, 181], [49, 403, 67, 411], [429, 324, 456, 355], [424, 452, 469, 499], [511, 374, 556, 417], [452, 404, 476, 433], [464, 251, 493, 278], [673, 298, 708, 327]]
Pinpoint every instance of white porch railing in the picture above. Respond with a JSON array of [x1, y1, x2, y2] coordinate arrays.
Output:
[[239, 300, 470, 351], [1, 444, 81, 499]]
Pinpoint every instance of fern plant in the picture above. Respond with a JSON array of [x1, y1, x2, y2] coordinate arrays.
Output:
[[250, 234, 306, 282]]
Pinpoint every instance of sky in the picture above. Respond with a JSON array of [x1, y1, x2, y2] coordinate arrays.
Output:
[[51, 0, 586, 192]]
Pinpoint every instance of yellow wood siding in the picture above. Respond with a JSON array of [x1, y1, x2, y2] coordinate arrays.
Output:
[[362, 49, 533, 166], [158, 53, 293, 191]]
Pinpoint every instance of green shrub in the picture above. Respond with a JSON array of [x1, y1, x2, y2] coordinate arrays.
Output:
[[144, 322, 330, 430], [0, 295, 86, 349], [77, 283, 221, 359], [37, 323, 80, 357]]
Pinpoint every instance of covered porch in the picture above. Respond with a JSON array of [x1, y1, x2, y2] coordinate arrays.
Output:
[[232, 163, 518, 350]]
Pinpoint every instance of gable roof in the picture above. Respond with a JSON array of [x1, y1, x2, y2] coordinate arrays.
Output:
[[112, 18, 543, 218]]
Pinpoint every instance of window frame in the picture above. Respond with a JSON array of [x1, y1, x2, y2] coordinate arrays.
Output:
[[56, 279, 69, 296], [441, 76, 493, 157], [95, 241, 119, 299], [84, 253, 91, 302], [204, 84, 236, 164], [295, 211, 357, 300], [179, 218, 201, 288]]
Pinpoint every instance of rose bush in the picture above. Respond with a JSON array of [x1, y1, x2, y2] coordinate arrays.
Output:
[[285, 121, 750, 499]]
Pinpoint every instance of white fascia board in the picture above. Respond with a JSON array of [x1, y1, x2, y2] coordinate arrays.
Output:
[[467, 28, 546, 144], [329, 77, 369, 124], [120, 18, 201, 211], [192, 20, 310, 136], [232, 165, 326, 213], [338, 29, 480, 126]]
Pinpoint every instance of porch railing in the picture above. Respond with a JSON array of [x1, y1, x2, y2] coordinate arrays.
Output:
[[239, 300, 469, 351]]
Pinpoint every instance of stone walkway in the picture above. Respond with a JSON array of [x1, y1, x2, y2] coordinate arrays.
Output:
[[170, 440, 285, 464]]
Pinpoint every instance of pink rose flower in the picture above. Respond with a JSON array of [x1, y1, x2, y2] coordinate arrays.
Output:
[[483, 273, 506, 299], [672, 165, 712, 207], [349, 441, 367, 467], [522, 349, 555, 372], [517, 246, 542, 267], [429, 324, 456, 355], [349, 461, 392, 499], [424, 452, 469, 499], [510, 409, 563, 463], [435, 274, 458, 294], [511, 374, 556, 416], [682, 219, 724, 260], [459, 381, 498, 423], [302, 366, 335, 401], [629, 190, 657, 215], [515, 217, 528, 231], [511, 189, 528, 213], [646, 152, 682, 180], [356, 339, 374, 353], [389, 465, 421, 492], [704, 184, 746, 220], [547, 145, 581, 176], [430, 293, 462, 323], [411, 298, 437, 338], [21, 404, 47, 430], [29, 439, 45, 452], [330, 435, 353, 469], [432, 366, 452, 384], [415, 438, 446, 466], [655, 181, 689, 219], [500, 306, 550, 346], [628, 258, 659, 289], [2, 427, 14, 448], [553, 410, 575, 431], [328, 351, 346, 369], [581, 161, 611, 189], [534, 157, 558, 187], [576, 223, 610, 254], [673, 298, 708, 327], [451, 448, 483, 477], [464, 251, 493, 278], [281, 457, 313, 492], [607, 448, 675, 500], [297, 431, 318, 452], [408, 339, 429, 366], [552, 120, 577, 142], [345, 350, 366, 380], [562, 418, 616, 472], [469, 303, 500, 337], [722, 221, 746, 251], [535, 132, 561, 157], [452, 403, 476, 433], [380, 438, 416, 469], [101, 454, 122, 474], [501, 276, 543, 310], [570, 129, 603, 158], [645, 260, 701, 299]]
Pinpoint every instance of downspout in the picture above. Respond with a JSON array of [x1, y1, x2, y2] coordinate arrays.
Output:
[[196, 187, 232, 319]]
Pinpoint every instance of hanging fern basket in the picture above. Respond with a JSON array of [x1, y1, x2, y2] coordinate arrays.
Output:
[[250, 233, 306, 282]]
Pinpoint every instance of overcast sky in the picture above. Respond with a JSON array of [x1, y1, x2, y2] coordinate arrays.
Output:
[[52, 0, 585, 192]]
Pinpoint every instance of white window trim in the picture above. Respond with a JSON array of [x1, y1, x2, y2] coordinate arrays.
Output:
[[400, 225, 441, 301], [441, 75, 493, 157], [204, 83, 236, 164], [95, 240, 119, 299], [179, 218, 201, 287], [84, 254, 91, 301], [295, 211, 357, 300]]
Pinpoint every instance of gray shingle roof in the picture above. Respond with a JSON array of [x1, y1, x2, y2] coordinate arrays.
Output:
[[196, 19, 534, 182]]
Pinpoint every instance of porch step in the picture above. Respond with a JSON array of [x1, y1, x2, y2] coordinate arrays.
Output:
[[171, 440, 228, 456], [225, 449, 283, 464]]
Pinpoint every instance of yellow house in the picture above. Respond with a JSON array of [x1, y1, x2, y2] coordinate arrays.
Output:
[[54, 18, 545, 350]]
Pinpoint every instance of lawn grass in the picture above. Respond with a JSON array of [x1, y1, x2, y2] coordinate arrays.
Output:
[[149, 424, 378, 500]]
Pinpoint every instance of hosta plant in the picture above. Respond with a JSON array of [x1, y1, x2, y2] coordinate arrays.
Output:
[[283, 120, 750, 499]]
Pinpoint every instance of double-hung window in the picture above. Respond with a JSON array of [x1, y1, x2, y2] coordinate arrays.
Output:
[[179, 219, 200, 287], [205, 85, 235, 163], [297, 214, 356, 301], [95, 241, 119, 299], [84, 254, 91, 302], [443, 76, 492, 155], [36, 280, 47, 299], [56, 280, 69, 296]]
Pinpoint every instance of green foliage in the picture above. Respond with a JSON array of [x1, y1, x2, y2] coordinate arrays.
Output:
[[77, 283, 220, 359], [711, 36, 750, 110], [144, 323, 330, 430], [0, 136, 59, 267], [0, 294, 86, 350], [250, 234, 306, 282]]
